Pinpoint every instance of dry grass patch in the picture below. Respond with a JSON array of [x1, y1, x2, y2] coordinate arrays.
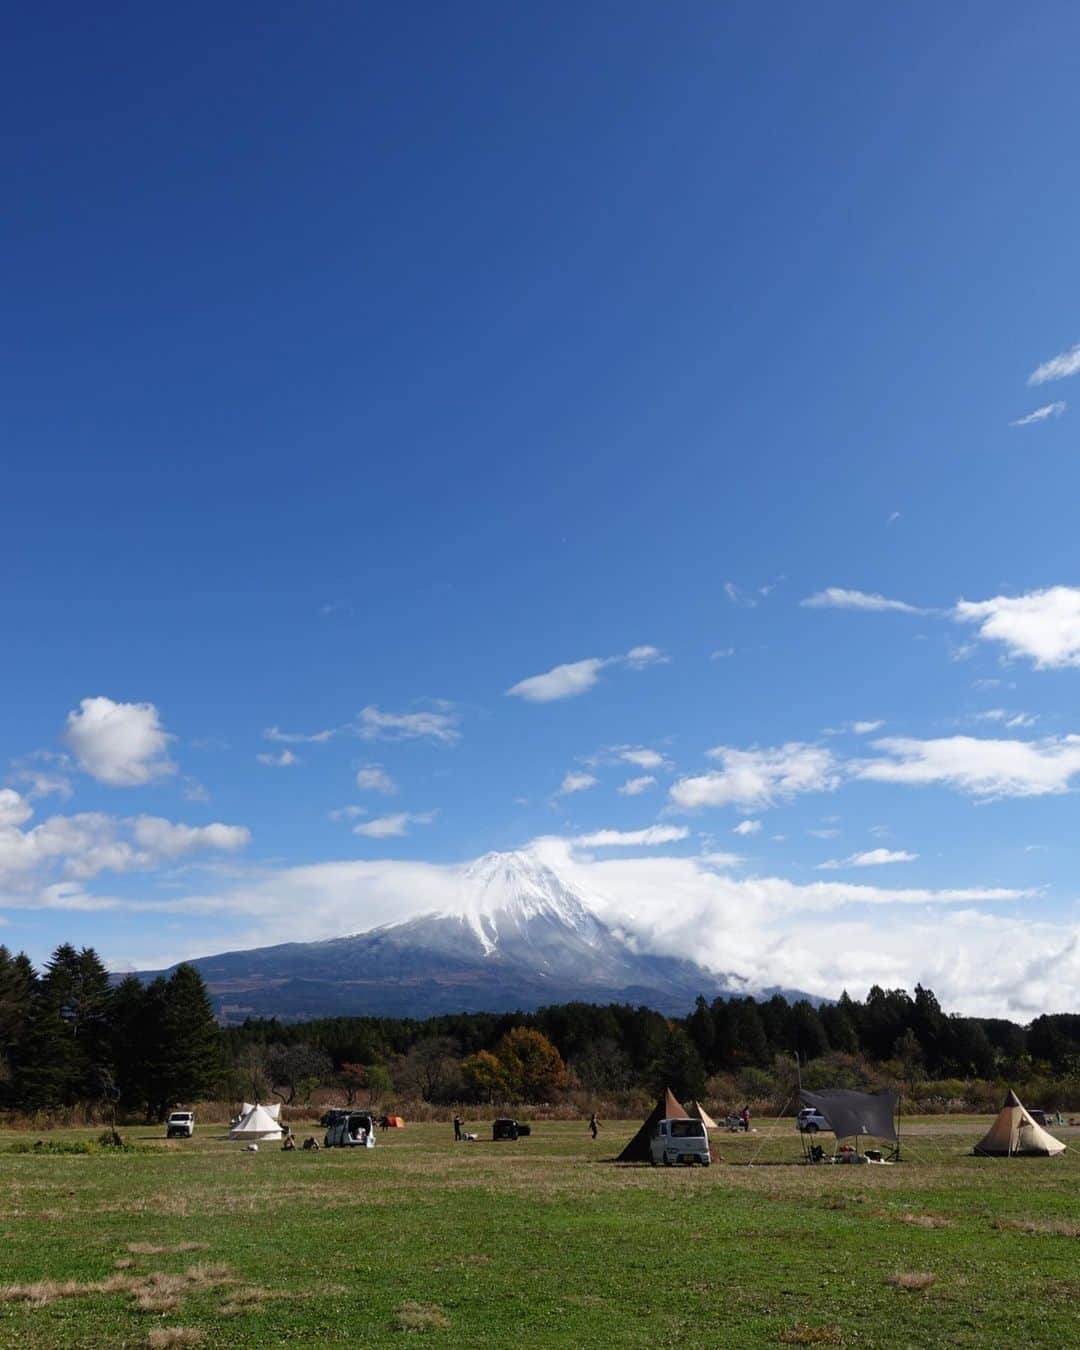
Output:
[[886, 1271, 937, 1292], [779, 1325, 844, 1345], [128, 1242, 210, 1255], [900, 1212, 952, 1229], [393, 1300, 451, 1332], [992, 1217, 1080, 1237], [114, 1258, 135, 1269], [147, 1331, 205, 1348]]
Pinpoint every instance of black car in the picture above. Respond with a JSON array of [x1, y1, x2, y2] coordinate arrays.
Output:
[[492, 1117, 532, 1141]]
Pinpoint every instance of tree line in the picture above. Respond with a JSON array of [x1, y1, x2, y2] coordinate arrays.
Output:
[[4, 942, 1080, 1115]]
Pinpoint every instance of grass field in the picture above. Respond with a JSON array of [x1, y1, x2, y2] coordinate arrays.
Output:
[[1, 1116, 1079, 1347]]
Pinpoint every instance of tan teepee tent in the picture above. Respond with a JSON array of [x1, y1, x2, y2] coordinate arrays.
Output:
[[973, 1089, 1065, 1157], [686, 1100, 719, 1129], [616, 1088, 689, 1163]]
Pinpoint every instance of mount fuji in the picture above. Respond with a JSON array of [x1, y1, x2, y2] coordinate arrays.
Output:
[[145, 850, 764, 1022]]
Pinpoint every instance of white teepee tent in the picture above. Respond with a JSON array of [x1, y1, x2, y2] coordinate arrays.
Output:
[[974, 1089, 1065, 1157], [229, 1102, 285, 1143]]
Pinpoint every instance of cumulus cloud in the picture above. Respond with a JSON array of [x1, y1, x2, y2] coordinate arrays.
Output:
[[573, 826, 689, 847], [618, 748, 668, 770], [670, 743, 840, 811], [732, 819, 761, 836], [64, 697, 176, 786], [955, 587, 1080, 669], [356, 764, 397, 794], [507, 646, 667, 703], [256, 750, 298, 767], [618, 776, 656, 796], [801, 588, 926, 614], [818, 849, 918, 869], [353, 811, 435, 839], [353, 704, 460, 744], [558, 772, 598, 796], [1029, 341, 1080, 386], [855, 735, 1080, 800], [0, 796, 250, 888], [1010, 401, 1066, 427]]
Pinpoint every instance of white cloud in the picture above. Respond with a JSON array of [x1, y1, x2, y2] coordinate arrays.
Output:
[[353, 811, 435, 839], [807, 827, 841, 840], [1010, 401, 1065, 427], [818, 849, 918, 870], [263, 725, 336, 744], [670, 743, 840, 811], [355, 764, 397, 794], [558, 772, 598, 796], [256, 750, 298, 767], [97, 842, 1058, 1018], [624, 645, 668, 669], [64, 697, 175, 786], [507, 646, 667, 703], [353, 705, 460, 744], [1029, 341, 1080, 386], [732, 819, 761, 836], [0, 800, 249, 888], [973, 709, 1038, 729], [617, 748, 667, 770], [801, 588, 925, 614], [10, 753, 72, 800], [955, 587, 1080, 669], [710, 648, 736, 661], [574, 826, 689, 847], [330, 805, 368, 822], [0, 790, 33, 829], [508, 658, 606, 703], [856, 734, 1080, 800], [618, 776, 656, 796], [852, 721, 884, 735]]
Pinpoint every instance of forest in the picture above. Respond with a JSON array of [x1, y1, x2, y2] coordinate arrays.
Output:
[[3, 942, 1080, 1119]]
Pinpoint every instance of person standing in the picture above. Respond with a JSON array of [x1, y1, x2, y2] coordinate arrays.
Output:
[[741, 1105, 751, 1132], [453, 1114, 463, 1142], [589, 1112, 600, 1140]]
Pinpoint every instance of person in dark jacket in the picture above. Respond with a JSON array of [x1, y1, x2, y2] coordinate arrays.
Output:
[[453, 1114, 463, 1142], [588, 1112, 601, 1140]]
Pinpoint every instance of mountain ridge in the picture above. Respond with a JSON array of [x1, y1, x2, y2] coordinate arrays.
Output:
[[140, 850, 810, 1021]]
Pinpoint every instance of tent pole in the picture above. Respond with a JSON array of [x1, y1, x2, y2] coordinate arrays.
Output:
[[896, 1092, 902, 1163]]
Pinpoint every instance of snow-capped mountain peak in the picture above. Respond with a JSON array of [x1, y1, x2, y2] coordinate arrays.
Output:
[[451, 849, 603, 955]]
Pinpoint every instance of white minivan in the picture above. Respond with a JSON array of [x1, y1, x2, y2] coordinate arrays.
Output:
[[650, 1117, 710, 1167]]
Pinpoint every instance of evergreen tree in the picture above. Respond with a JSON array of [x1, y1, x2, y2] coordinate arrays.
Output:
[[151, 964, 222, 1118], [13, 945, 113, 1109], [0, 947, 37, 1105]]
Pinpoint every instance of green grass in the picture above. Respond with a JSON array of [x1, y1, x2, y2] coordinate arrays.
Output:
[[0, 1117, 1078, 1347]]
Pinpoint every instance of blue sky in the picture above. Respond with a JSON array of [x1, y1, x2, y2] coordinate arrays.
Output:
[[4, 3, 1080, 1015]]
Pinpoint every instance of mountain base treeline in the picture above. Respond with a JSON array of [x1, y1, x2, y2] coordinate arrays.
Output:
[[4, 944, 1080, 1119]]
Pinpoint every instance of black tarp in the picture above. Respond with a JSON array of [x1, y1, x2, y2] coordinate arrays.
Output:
[[800, 1088, 898, 1142]]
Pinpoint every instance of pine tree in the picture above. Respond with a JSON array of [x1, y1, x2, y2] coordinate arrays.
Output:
[[13, 945, 113, 1109], [153, 964, 222, 1118], [0, 948, 38, 1106]]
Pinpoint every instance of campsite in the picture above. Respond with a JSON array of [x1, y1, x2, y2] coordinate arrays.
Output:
[[2, 1107, 1080, 1348]]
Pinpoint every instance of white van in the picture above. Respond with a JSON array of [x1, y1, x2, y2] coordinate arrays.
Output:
[[166, 1111, 194, 1139], [650, 1117, 710, 1167], [324, 1111, 376, 1149]]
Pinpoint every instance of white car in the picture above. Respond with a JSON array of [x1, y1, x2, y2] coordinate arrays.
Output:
[[650, 1118, 710, 1167], [796, 1107, 830, 1134], [166, 1111, 194, 1139]]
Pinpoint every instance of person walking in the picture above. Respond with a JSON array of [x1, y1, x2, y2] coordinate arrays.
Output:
[[589, 1112, 600, 1140], [453, 1114, 463, 1142]]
